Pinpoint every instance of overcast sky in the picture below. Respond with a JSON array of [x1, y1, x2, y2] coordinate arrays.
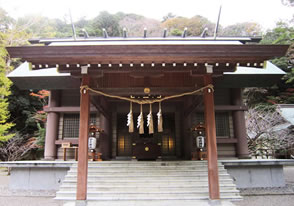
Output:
[[0, 0, 293, 30]]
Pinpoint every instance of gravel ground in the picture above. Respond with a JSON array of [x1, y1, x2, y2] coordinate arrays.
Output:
[[0, 166, 294, 206], [0, 197, 64, 206], [234, 165, 294, 206]]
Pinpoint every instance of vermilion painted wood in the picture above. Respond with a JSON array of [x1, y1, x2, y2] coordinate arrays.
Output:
[[203, 75, 220, 200], [76, 75, 90, 200], [44, 90, 60, 160], [231, 88, 250, 158]]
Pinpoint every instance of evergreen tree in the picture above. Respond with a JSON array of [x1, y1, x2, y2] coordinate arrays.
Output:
[[0, 32, 14, 141]]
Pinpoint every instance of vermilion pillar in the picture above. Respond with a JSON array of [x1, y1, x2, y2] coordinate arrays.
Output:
[[76, 75, 90, 200], [44, 90, 60, 160], [231, 88, 250, 158], [203, 75, 220, 200]]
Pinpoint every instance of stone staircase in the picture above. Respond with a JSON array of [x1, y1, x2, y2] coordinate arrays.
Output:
[[55, 161, 242, 201]]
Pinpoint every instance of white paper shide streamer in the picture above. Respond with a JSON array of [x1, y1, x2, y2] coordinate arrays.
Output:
[[137, 104, 144, 134], [147, 104, 154, 134], [157, 102, 163, 132], [127, 102, 134, 133]]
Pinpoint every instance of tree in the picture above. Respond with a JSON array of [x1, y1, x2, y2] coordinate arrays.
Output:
[[0, 31, 14, 141], [119, 13, 162, 37], [162, 13, 176, 23], [16, 15, 57, 38], [162, 15, 215, 36], [282, 0, 294, 6], [258, 21, 294, 105], [221, 22, 262, 36], [0, 133, 41, 161], [0, 8, 14, 31], [246, 107, 293, 158], [91, 11, 121, 37], [0, 8, 41, 144]]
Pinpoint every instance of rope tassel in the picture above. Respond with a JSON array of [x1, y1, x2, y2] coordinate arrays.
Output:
[[147, 104, 154, 134], [127, 102, 134, 133], [157, 102, 163, 132], [137, 104, 144, 134]]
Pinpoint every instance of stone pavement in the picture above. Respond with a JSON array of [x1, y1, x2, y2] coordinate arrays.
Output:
[[63, 200, 236, 206], [1, 166, 294, 206]]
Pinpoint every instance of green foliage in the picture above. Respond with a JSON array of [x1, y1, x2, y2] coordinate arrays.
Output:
[[245, 21, 294, 107], [261, 21, 294, 44], [91, 11, 121, 36], [16, 15, 57, 38], [0, 8, 14, 31], [8, 86, 44, 135], [35, 123, 45, 148], [170, 28, 182, 36], [162, 15, 215, 36], [0, 33, 14, 141]]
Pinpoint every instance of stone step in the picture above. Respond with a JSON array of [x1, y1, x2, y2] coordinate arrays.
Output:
[[64, 174, 231, 181], [67, 170, 228, 175], [55, 191, 242, 200], [69, 166, 225, 170], [61, 181, 236, 187], [71, 161, 223, 167], [71, 165, 224, 168], [56, 161, 241, 201], [62, 178, 235, 185], [59, 185, 238, 192]]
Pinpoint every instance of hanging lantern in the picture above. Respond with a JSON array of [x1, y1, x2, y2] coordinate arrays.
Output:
[[127, 102, 134, 133], [196, 135, 205, 149], [88, 137, 97, 150], [147, 104, 154, 134], [157, 102, 163, 132], [88, 128, 97, 150], [137, 104, 144, 134]]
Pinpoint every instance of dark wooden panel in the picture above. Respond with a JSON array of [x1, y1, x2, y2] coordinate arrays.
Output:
[[132, 142, 161, 160], [90, 72, 204, 89]]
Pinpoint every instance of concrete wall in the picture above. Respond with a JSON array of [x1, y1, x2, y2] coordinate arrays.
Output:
[[222, 160, 289, 188], [10, 167, 70, 190]]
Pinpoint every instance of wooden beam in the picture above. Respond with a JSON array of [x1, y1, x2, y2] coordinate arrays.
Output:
[[55, 139, 79, 145], [203, 74, 220, 200], [76, 75, 90, 200], [91, 96, 110, 120], [57, 63, 236, 73], [88, 87, 200, 96], [195, 105, 248, 112], [184, 95, 203, 117], [44, 106, 97, 113], [217, 138, 238, 144]]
